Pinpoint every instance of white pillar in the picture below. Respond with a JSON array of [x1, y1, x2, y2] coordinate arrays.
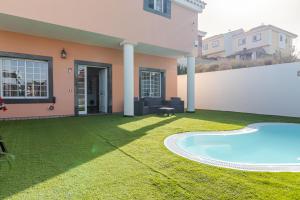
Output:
[[187, 56, 195, 112], [121, 41, 135, 116]]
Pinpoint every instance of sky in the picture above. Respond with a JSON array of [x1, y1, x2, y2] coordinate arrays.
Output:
[[198, 0, 300, 56]]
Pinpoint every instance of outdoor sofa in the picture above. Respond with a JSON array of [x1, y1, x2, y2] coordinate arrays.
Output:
[[134, 97, 184, 116]]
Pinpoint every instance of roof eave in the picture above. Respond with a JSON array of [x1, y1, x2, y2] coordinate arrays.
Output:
[[173, 0, 206, 13]]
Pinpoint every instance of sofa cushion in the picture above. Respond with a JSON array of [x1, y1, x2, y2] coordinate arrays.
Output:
[[171, 97, 181, 102], [143, 97, 163, 107]]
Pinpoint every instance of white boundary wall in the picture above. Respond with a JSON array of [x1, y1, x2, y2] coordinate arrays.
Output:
[[178, 62, 300, 117]]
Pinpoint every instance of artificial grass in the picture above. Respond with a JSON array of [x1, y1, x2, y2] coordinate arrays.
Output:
[[1, 110, 300, 200]]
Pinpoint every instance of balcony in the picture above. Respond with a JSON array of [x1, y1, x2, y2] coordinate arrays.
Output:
[[174, 0, 206, 13]]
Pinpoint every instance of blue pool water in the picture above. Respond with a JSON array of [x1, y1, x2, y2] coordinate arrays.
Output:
[[176, 123, 300, 164]]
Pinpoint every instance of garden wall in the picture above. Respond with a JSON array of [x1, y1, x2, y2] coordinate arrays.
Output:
[[178, 62, 300, 117]]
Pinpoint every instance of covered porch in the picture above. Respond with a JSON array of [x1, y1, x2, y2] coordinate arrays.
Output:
[[0, 13, 197, 117]]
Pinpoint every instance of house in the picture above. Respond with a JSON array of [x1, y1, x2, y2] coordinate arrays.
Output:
[[202, 29, 244, 59], [202, 25, 298, 60], [0, 0, 206, 119]]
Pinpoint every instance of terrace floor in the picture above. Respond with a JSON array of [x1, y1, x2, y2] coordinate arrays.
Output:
[[1, 110, 300, 200]]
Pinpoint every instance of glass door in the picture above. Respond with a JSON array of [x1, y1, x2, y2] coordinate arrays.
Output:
[[77, 65, 87, 115], [99, 68, 108, 113]]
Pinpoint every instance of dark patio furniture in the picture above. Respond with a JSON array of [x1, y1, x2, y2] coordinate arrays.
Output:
[[0, 136, 13, 169], [168, 97, 184, 113], [134, 97, 164, 116], [158, 107, 175, 116], [0, 136, 8, 155], [134, 97, 184, 116], [134, 97, 149, 116]]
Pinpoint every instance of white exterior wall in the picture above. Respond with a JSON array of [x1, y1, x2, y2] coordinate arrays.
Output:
[[224, 32, 235, 57], [178, 62, 300, 117]]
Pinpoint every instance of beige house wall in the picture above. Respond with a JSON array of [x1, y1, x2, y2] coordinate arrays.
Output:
[[245, 29, 270, 52], [271, 31, 294, 56], [205, 51, 226, 58], [0, 0, 198, 54], [202, 36, 225, 57]]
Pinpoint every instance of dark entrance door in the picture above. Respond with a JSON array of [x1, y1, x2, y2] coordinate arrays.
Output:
[[87, 67, 101, 114]]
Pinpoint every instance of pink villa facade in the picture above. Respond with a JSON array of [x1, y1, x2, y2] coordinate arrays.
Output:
[[0, 0, 205, 119]]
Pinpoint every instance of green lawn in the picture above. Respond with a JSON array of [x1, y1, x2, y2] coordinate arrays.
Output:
[[1, 110, 300, 200]]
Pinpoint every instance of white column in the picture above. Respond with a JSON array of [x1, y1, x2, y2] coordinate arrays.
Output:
[[121, 41, 135, 116], [187, 56, 195, 112]]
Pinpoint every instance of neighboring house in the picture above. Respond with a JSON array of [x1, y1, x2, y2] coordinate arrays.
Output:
[[202, 25, 298, 60], [202, 29, 244, 59], [0, 0, 206, 119]]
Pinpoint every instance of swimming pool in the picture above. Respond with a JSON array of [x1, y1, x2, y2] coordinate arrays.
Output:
[[164, 123, 300, 172]]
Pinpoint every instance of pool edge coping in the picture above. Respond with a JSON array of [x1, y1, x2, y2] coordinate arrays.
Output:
[[164, 122, 300, 172]]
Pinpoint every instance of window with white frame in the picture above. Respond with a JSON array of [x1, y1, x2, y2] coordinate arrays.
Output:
[[140, 71, 161, 98], [238, 38, 246, 46], [252, 33, 262, 42], [149, 0, 164, 13], [211, 40, 219, 48], [279, 33, 288, 43], [155, 0, 164, 12], [279, 33, 287, 49], [0, 57, 49, 99], [145, 0, 171, 18]]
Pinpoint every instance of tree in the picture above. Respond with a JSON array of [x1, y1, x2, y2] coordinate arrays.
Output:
[[273, 47, 298, 64]]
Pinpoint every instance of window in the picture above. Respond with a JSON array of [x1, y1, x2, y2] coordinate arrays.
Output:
[[212, 40, 219, 48], [279, 33, 287, 49], [279, 34, 287, 43], [252, 33, 262, 42], [0, 52, 53, 103], [148, 0, 164, 13], [238, 38, 246, 46], [140, 71, 161, 98], [203, 44, 208, 50], [154, 0, 164, 12], [144, 0, 171, 18], [0, 58, 48, 98]]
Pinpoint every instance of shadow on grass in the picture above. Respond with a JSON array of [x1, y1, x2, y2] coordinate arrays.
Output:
[[0, 114, 180, 199], [0, 110, 299, 198]]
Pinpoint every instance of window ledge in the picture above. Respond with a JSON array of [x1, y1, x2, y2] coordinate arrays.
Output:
[[4, 97, 55, 104], [144, 7, 171, 18]]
